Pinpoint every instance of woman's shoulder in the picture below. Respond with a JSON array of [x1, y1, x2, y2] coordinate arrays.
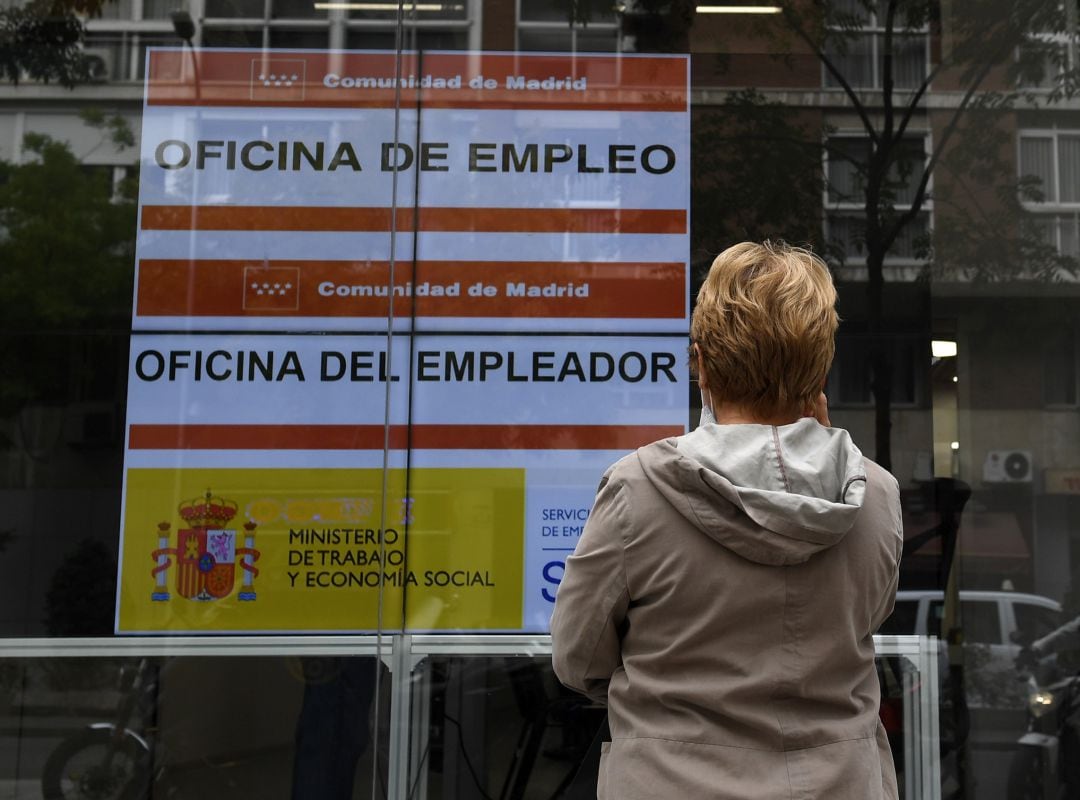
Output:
[[600, 437, 681, 489], [860, 455, 900, 491]]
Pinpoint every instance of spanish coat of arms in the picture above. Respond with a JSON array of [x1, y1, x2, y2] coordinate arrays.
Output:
[[150, 491, 261, 602]]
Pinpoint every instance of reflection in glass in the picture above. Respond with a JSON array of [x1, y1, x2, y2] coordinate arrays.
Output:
[[142, 0, 183, 19], [345, 29, 469, 49], [2, 0, 1080, 797], [1021, 135, 1057, 202], [272, 0, 332, 19], [347, 0, 469, 22], [412, 653, 921, 799], [0, 656, 385, 800], [520, 0, 615, 24], [1044, 329, 1077, 407], [268, 28, 331, 48], [200, 27, 266, 47], [204, 0, 267, 18]]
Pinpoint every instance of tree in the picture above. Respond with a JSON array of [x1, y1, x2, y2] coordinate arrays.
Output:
[[0, 0, 115, 86], [44, 538, 117, 635], [759, 0, 1080, 470], [691, 90, 830, 264], [0, 124, 137, 455]]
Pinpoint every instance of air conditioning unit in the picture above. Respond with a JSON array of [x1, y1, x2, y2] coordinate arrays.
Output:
[[82, 48, 114, 83], [983, 450, 1033, 483]]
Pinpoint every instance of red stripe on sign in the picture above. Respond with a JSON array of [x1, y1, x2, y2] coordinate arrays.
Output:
[[128, 424, 683, 450], [135, 259, 687, 320], [145, 51, 688, 112], [140, 206, 687, 235]]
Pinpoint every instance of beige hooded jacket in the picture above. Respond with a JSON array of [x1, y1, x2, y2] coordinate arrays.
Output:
[[550, 418, 903, 800]]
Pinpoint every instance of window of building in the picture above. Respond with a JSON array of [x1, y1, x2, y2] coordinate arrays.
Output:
[[822, 0, 928, 91], [1044, 326, 1078, 407], [827, 331, 924, 407], [1016, 4, 1078, 91], [1017, 130, 1080, 259], [271, 0, 329, 20], [517, 0, 620, 53], [81, 0, 475, 83], [350, 0, 467, 21], [205, 0, 267, 17], [1017, 38, 1073, 90], [825, 133, 931, 264], [1027, 212, 1080, 258], [1019, 131, 1080, 204], [346, 29, 470, 50]]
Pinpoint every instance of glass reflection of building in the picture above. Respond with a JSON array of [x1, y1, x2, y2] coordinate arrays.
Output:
[[2, 1, 1080, 798]]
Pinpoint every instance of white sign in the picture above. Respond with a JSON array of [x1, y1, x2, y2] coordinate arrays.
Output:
[[117, 49, 690, 634]]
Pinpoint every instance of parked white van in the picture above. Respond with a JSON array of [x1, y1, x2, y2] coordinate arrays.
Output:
[[881, 590, 1064, 710], [882, 590, 1063, 646]]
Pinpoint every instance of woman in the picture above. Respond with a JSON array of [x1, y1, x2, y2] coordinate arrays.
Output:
[[550, 241, 902, 799]]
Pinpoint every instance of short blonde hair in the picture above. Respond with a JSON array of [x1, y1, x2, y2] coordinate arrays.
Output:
[[690, 241, 838, 419]]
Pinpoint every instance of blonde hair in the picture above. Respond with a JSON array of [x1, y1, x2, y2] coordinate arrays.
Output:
[[690, 241, 838, 419]]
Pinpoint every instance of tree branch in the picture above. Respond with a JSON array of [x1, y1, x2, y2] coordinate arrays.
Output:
[[882, 0, 898, 139], [779, 4, 879, 146], [883, 54, 1000, 252], [894, 54, 951, 142]]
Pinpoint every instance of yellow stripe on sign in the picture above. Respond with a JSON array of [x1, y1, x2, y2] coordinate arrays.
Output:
[[117, 467, 525, 633]]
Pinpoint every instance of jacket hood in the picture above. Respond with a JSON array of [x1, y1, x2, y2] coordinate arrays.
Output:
[[637, 418, 867, 566]]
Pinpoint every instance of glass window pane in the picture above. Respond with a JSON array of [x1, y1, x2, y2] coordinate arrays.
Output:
[[1044, 329, 1077, 406], [1058, 135, 1080, 203], [200, 27, 265, 46], [349, 0, 468, 21], [832, 335, 873, 404], [1020, 136, 1056, 202], [345, 30, 397, 49], [1018, 39, 1065, 89], [343, 29, 468, 49], [892, 337, 919, 404], [890, 210, 929, 258], [887, 138, 925, 206], [1027, 213, 1057, 249], [520, 0, 573, 22], [828, 137, 870, 203], [268, 28, 330, 48], [95, 0, 134, 20], [1, 655, 387, 799], [520, 0, 613, 23], [271, 0, 331, 19], [0, 113, 16, 162], [576, 28, 619, 53], [413, 29, 470, 49], [826, 0, 873, 26], [1060, 213, 1080, 257], [204, 0, 266, 17], [827, 212, 866, 258], [886, 34, 926, 90], [518, 28, 574, 52], [142, 0, 179, 18], [824, 33, 874, 88]]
